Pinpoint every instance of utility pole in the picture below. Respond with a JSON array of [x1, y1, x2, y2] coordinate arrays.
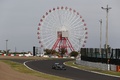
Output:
[[101, 5, 111, 58], [101, 5, 112, 71], [99, 19, 102, 57]]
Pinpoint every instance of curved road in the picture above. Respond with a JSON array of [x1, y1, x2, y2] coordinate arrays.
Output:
[[25, 59, 119, 80]]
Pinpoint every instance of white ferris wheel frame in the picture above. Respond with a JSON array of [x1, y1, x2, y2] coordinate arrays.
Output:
[[37, 6, 88, 52]]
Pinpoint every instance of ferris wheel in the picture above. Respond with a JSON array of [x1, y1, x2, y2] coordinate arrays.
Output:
[[37, 6, 88, 54]]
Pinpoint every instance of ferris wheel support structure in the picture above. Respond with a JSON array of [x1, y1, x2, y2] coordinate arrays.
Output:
[[52, 31, 74, 55]]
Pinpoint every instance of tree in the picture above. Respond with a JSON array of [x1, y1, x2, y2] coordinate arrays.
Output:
[[51, 50, 56, 55], [3, 49, 10, 54], [0, 50, 2, 53], [44, 49, 51, 55], [44, 49, 58, 56], [59, 48, 67, 57], [70, 51, 79, 57]]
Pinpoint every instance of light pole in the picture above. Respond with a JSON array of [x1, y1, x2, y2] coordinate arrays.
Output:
[[78, 38, 81, 60], [101, 5, 112, 71], [99, 19, 102, 57], [6, 39, 8, 54], [15, 46, 17, 52], [101, 5, 111, 58]]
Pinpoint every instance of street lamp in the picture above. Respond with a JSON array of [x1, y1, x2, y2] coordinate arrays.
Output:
[[78, 38, 81, 60], [99, 19, 102, 57], [101, 5, 112, 71], [101, 5, 111, 58]]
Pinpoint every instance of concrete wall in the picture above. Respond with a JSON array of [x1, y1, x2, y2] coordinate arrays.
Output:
[[76, 59, 116, 71]]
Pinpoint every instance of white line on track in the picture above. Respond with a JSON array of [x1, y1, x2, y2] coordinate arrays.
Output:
[[64, 62, 120, 78]]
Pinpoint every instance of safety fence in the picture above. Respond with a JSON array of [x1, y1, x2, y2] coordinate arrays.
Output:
[[80, 48, 120, 65]]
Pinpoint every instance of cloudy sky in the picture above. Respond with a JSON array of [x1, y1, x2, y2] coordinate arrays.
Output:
[[0, 0, 120, 52]]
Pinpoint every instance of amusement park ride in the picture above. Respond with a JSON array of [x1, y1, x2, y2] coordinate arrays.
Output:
[[37, 6, 88, 55]]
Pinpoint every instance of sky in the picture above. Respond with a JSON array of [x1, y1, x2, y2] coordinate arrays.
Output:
[[0, 0, 120, 52]]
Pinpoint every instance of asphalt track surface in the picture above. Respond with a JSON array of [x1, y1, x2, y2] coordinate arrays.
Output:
[[23, 59, 119, 80]]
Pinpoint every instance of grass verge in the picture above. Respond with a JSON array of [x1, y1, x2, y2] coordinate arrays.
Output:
[[65, 60, 120, 77], [1, 60, 70, 80]]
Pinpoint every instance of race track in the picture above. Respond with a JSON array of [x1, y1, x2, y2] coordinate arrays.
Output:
[[25, 59, 119, 80]]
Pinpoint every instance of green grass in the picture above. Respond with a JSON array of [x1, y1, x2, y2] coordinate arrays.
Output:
[[1, 60, 71, 80], [65, 60, 120, 77]]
